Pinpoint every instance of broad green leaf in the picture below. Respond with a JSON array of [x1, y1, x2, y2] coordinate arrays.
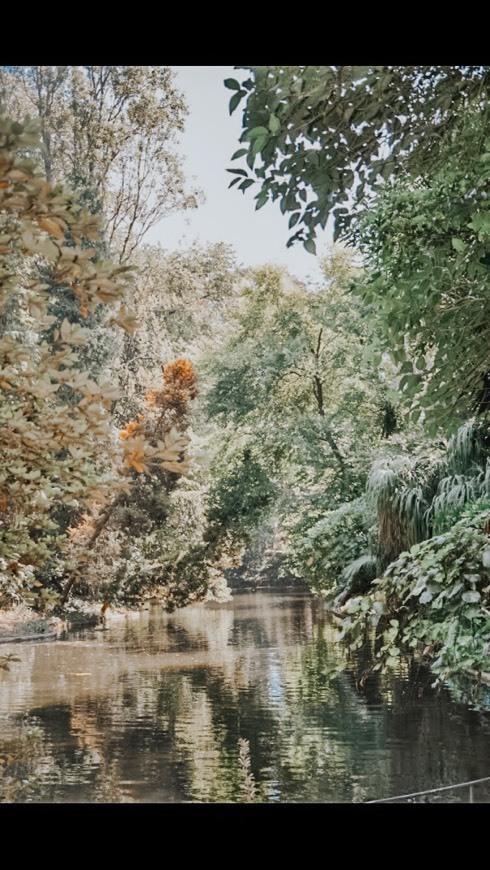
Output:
[[251, 135, 267, 156], [269, 114, 281, 134], [462, 590, 481, 603], [245, 126, 269, 140], [255, 192, 268, 210], [451, 237, 466, 253], [238, 179, 254, 192], [304, 238, 317, 255], [229, 92, 243, 115]]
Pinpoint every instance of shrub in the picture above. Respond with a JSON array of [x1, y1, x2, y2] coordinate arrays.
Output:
[[340, 501, 490, 681], [288, 498, 374, 595]]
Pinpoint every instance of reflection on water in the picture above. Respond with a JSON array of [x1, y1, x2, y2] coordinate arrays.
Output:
[[0, 592, 489, 803]]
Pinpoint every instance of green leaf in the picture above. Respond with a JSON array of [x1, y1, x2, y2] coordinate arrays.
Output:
[[304, 238, 317, 255], [420, 590, 433, 604], [251, 135, 267, 156], [227, 168, 248, 177], [269, 114, 281, 134], [245, 126, 269, 140], [462, 590, 481, 603], [288, 212, 300, 229], [380, 162, 395, 181], [229, 92, 243, 115], [238, 179, 254, 193], [452, 237, 466, 253], [255, 192, 268, 210], [224, 78, 241, 91], [231, 148, 249, 160]]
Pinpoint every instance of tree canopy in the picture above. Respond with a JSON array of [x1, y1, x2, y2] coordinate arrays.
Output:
[[226, 66, 490, 250], [0, 66, 201, 262]]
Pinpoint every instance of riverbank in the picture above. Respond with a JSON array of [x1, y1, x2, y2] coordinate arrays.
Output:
[[0, 601, 105, 644]]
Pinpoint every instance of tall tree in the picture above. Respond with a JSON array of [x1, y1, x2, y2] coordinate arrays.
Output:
[[205, 251, 389, 505], [0, 109, 132, 608], [113, 241, 240, 425], [0, 66, 201, 262], [350, 108, 490, 433], [227, 66, 490, 433]]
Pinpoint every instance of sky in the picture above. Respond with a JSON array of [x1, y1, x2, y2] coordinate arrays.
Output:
[[145, 66, 330, 283]]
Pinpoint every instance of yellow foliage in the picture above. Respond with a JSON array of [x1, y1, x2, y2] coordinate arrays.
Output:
[[0, 111, 135, 606]]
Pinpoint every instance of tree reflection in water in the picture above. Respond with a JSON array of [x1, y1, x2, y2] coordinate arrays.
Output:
[[1, 593, 490, 803]]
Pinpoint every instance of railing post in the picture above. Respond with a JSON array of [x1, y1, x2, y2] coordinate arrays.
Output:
[[469, 784, 475, 803]]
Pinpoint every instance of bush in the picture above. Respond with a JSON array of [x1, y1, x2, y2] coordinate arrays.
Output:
[[340, 501, 490, 681], [287, 497, 374, 595]]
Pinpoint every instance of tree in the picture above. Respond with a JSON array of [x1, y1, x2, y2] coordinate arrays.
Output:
[[200, 251, 395, 591], [227, 67, 490, 432], [350, 108, 490, 433], [205, 251, 389, 504], [62, 358, 200, 609], [112, 241, 241, 425], [0, 66, 201, 262], [226, 66, 490, 249], [0, 109, 133, 608]]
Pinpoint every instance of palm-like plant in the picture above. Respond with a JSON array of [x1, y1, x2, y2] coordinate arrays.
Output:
[[343, 421, 490, 591]]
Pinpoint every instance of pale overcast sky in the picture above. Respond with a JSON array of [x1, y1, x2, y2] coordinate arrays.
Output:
[[146, 66, 330, 283]]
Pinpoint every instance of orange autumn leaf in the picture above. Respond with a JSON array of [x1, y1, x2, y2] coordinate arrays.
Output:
[[123, 439, 149, 474], [119, 420, 141, 440], [37, 216, 65, 239], [145, 358, 198, 414]]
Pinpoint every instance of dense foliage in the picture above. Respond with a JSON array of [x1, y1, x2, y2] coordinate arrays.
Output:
[[225, 66, 490, 249], [2, 62, 490, 697], [0, 70, 238, 613], [0, 110, 132, 608], [224, 64, 490, 686], [0, 66, 200, 262], [341, 503, 490, 682], [351, 110, 490, 433], [287, 498, 374, 596]]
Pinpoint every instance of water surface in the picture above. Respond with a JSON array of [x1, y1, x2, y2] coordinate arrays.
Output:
[[1, 592, 489, 803]]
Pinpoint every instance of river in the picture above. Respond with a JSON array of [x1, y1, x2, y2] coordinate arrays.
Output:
[[0, 592, 489, 803]]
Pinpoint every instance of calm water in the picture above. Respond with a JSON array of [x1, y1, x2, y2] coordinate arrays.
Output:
[[1, 592, 490, 803]]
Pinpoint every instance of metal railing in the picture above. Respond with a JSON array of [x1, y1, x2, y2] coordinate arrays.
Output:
[[366, 775, 490, 803]]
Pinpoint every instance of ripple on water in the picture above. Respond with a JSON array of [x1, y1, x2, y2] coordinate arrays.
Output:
[[1, 593, 490, 803]]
